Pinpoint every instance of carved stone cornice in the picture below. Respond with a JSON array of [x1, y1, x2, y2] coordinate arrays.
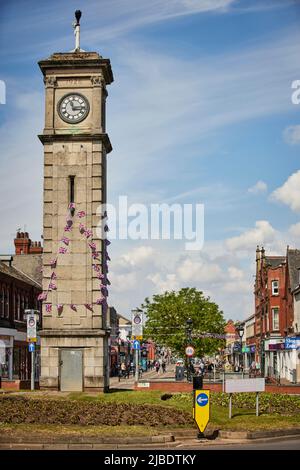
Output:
[[44, 76, 57, 88], [91, 75, 105, 87], [38, 132, 113, 153]]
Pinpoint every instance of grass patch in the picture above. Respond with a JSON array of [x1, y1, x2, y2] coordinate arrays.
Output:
[[2, 390, 299, 434], [0, 423, 167, 438]]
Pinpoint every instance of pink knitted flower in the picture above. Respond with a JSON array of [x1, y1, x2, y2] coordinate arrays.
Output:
[[59, 247, 67, 254], [84, 304, 93, 312], [66, 217, 73, 227], [38, 292, 47, 301], [77, 210, 86, 218], [61, 236, 70, 246], [84, 229, 93, 239]]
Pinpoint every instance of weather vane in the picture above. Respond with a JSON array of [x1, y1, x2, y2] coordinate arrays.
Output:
[[73, 10, 82, 52]]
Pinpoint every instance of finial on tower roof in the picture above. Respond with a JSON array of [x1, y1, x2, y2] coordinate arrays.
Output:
[[75, 10, 82, 25], [73, 10, 82, 52]]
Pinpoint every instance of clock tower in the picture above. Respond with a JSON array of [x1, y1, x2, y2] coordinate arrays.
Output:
[[38, 11, 113, 391]]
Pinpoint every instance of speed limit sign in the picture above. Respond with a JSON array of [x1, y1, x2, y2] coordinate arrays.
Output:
[[185, 345, 195, 357]]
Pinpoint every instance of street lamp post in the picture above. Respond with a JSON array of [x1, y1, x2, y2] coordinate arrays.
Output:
[[185, 318, 193, 382], [237, 325, 244, 371]]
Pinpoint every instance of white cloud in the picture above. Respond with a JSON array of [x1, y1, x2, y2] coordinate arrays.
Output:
[[283, 125, 300, 145], [271, 170, 300, 212], [225, 220, 276, 252], [248, 180, 268, 194], [176, 257, 224, 283], [147, 272, 179, 293], [109, 272, 138, 292], [228, 266, 244, 280], [289, 222, 300, 237], [122, 246, 155, 267]]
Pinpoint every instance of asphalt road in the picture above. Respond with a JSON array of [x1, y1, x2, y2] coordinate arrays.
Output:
[[179, 436, 300, 450]]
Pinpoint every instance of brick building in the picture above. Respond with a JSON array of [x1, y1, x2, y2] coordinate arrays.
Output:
[[0, 232, 42, 387], [254, 246, 300, 383]]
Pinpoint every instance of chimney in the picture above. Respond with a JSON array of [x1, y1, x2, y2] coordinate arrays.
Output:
[[14, 231, 31, 255], [14, 231, 43, 255]]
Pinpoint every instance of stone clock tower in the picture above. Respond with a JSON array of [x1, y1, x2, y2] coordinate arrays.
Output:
[[38, 11, 113, 391]]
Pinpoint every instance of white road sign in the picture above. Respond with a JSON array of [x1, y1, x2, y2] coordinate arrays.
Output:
[[225, 378, 265, 393], [185, 345, 195, 357], [131, 311, 143, 338], [25, 310, 38, 342]]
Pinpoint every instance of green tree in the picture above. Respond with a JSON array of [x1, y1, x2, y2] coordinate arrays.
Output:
[[142, 287, 226, 357]]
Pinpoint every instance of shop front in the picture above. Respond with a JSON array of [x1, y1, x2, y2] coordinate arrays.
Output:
[[242, 344, 255, 370], [0, 330, 40, 387]]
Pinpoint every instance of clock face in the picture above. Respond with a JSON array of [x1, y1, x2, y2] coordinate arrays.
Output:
[[58, 93, 89, 123]]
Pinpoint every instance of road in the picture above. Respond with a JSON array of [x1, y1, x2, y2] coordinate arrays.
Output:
[[177, 436, 300, 450]]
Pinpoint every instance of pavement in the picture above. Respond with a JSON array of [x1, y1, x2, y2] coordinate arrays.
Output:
[[110, 365, 172, 389], [1, 436, 300, 450]]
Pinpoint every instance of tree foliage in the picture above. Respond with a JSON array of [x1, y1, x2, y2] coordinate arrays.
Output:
[[142, 287, 226, 358]]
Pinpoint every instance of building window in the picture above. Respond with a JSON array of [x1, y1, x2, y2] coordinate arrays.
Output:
[[272, 307, 279, 330], [271, 280, 279, 295]]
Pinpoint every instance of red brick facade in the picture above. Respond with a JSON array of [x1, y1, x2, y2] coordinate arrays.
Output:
[[254, 247, 288, 360]]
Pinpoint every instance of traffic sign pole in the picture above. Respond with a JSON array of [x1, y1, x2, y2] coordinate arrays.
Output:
[[135, 348, 139, 382], [31, 349, 35, 391]]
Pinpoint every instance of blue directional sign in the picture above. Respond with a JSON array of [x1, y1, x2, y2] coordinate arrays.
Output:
[[28, 343, 35, 352], [133, 340, 140, 350], [196, 392, 209, 407], [194, 390, 210, 433]]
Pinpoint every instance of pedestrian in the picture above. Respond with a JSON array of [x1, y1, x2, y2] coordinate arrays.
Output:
[[162, 360, 166, 373], [121, 362, 126, 378], [155, 361, 160, 373], [199, 361, 205, 376]]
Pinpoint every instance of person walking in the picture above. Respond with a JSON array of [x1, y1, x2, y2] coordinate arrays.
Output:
[[155, 360, 160, 374], [162, 360, 166, 373], [121, 362, 126, 378]]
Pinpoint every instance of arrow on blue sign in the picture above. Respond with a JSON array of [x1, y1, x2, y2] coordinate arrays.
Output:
[[197, 393, 209, 407], [133, 340, 140, 350], [28, 343, 35, 352]]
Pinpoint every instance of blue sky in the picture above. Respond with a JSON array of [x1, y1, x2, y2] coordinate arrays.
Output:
[[0, 0, 300, 320]]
